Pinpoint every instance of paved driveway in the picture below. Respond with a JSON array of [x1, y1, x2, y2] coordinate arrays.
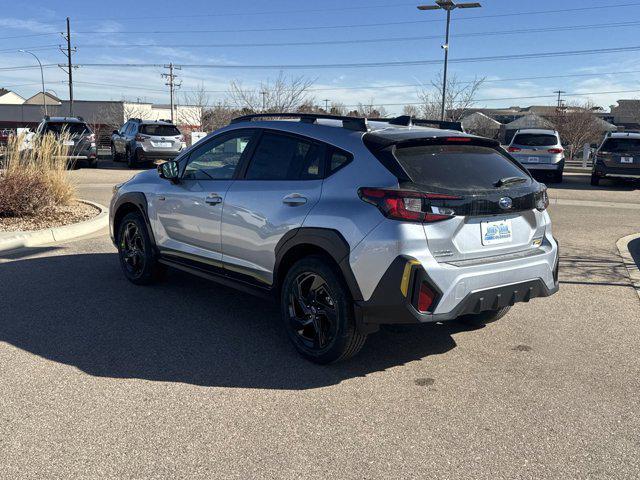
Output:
[[1, 166, 639, 479]]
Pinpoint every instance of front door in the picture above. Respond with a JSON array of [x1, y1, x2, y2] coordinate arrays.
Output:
[[153, 129, 257, 263], [221, 131, 325, 285]]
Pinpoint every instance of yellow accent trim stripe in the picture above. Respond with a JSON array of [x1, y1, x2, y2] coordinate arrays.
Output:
[[400, 260, 421, 297]]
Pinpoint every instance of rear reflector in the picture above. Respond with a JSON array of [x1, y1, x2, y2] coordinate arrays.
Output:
[[508, 146, 521, 152], [418, 282, 436, 312], [445, 137, 472, 142]]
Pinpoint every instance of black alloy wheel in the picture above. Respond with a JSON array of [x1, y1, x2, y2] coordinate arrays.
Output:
[[288, 272, 338, 352], [120, 220, 146, 278], [117, 212, 166, 285]]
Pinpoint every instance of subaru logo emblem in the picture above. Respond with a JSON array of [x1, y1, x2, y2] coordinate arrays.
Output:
[[499, 197, 513, 210]]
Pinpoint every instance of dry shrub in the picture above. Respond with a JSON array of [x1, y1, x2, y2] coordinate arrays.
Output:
[[0, 132, 76, 217]]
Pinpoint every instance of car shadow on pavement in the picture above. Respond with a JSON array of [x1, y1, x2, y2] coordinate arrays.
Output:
[[0, 253, 466, 390]]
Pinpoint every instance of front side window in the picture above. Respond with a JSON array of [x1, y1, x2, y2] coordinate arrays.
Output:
[[183, 131, 254, 181], [245, 132, 322, 180]]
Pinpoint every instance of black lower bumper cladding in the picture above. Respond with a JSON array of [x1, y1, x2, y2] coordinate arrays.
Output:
[[356, 256, 559, 326]]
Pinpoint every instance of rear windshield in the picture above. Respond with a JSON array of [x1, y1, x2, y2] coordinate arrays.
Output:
[[140, 124, 180, 136], [601, 138, 640, 152], [512, 133, 557, 146], [44, 122, 90, 136], [394, 144, 530, 192]]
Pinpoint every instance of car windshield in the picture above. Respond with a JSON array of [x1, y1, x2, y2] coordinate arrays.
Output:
[[512, 133, 557, 146], [394, 144, 530, 192], [44, 122, 90, 136], [601, 138, 640, 152], [140, 124, 181, 136]]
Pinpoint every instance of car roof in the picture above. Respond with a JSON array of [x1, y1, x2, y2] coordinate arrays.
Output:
[[44, 117, 85, 123], [514, 128, 558, 135], [606, 131, 640, 139]]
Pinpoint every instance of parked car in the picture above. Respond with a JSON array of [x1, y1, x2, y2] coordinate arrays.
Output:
[[507, 128, 565, 183], [109, 113, 559, 364], [591, 131, 640, 186], [32, 116, 97, 167], [110, 118, 185, 168]]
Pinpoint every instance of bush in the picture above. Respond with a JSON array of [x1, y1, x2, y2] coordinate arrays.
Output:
[[0, 132, 75, 218]]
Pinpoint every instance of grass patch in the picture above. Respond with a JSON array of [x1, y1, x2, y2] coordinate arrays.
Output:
[[0, 133, 76, 218]]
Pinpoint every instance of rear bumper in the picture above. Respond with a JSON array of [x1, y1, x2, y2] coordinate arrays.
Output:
[[593, 163, 640, 179], [522, 159, 564, 172], [135, 147, 180, 161], [355, 251, 559, 325]]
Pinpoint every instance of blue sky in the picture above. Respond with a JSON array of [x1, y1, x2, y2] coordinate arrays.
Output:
[[1, 0, 639, 114]]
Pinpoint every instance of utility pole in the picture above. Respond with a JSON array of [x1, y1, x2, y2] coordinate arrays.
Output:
[[417, 1, 482, 121], [554, 90, 566, 109], [323, 99, 330, 112], [260, 90, 267, 113], [59, 17, 76, 116], [162, 63, 181, 123]]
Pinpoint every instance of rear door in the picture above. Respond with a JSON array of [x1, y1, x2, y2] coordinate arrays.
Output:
[[394, 142, 545, 262], [598, 137, 640, 171], [153, 129, 257, 261], [220, 131, 325, 285], [509, 132, 559, 165]]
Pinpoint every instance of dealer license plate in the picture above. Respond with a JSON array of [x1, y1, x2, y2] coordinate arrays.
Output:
[[481, 219, 513, 245]]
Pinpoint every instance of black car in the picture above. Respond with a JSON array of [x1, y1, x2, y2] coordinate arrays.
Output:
[[591, 132, 640, 186]]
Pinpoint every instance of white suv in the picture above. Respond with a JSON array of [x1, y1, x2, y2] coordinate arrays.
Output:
[[110, 113, 559, 363]]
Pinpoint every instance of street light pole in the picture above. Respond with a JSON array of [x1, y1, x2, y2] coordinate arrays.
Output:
[[19, 49, 47, 116], [417, 1, 481, 121]]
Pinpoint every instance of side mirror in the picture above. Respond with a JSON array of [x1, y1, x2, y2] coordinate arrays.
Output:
[[158, 160, 179, 182]]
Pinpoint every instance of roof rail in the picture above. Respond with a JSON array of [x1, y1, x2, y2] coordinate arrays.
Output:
[[230, 113, 369, 132], [369, 115, 463, 132]]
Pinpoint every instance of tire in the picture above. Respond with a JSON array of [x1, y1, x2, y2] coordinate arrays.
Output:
[[111, 144, 121, 162], [88, 158, 98, 168], [458, 306, 512, 326], [590, 173, 600, 186], [551, 171, 563, 183], [116, 211, 166, 285], [127, 148, 138, 169], [280, 255, 367, 364]]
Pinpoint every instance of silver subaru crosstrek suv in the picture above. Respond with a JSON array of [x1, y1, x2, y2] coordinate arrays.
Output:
[[109, 113, 559, 364], [110, 119, 185, 168]]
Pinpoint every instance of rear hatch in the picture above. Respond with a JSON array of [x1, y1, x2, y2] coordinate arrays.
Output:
[[392, 139, 546, 263], [508, 132, 562, 165], [43, 122, 93, 155], [139, 124, 182, 151], [597, 137, 640, 170]]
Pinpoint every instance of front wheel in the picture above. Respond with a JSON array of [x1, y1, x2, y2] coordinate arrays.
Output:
[[281, 256, 367, 364], [590, 173, 600, 186], [458, 306, 512, 326], [127, 148, 138, 169], [117, 212, 166, 285]]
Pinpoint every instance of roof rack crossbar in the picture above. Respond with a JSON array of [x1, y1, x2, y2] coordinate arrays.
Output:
[[230, 113, 369, 132]]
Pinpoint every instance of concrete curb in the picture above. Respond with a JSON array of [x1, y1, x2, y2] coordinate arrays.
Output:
[[0, 200, 108, 253], [616, 233, 640, 301]]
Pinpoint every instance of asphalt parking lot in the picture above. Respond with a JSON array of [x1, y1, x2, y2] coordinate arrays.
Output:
[[1, 161, 639, 479]]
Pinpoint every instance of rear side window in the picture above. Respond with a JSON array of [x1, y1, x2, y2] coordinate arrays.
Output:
[[394, 144, 529, 192], [44, 122, 90, 136], [140, 124, 181, 136], [512, 133, 558, 146], [328, 149, 352, 174], [245, 133, 322, 180], [601, 138, 640, 152]]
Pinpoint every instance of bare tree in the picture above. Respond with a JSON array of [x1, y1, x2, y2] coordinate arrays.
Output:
[[330, 102, 347, 116], [416, 73, 485, 121], [352, 99, 388, 118], [552, 101, 609, 160], [201, 101, 241, 131], [229, 72, 316, 112], [402, 104, 419, 117], [178, 83, 210, 129]]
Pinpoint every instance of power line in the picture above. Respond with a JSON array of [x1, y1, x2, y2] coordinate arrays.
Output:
[[72, 2, 640, 36], [71, 45, 640, 70], [72, 21, 640, 50], [0, 45, 60, 53]]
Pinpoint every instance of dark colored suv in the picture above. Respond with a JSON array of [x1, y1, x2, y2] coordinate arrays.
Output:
[[591, 132, 640, 186], [33, 116, 97, 167]]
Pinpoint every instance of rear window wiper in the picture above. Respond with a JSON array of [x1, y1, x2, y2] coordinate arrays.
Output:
[[494, 176, 527, 187]]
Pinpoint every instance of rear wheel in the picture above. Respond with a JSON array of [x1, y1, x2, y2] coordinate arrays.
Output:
[[590, 173, 600, 186], [550, 171, 563, 183], [117, 212, 166, 285], [111, 144, 121, 162], [281, 256, 367, 364], [458, 306, 512, 326]]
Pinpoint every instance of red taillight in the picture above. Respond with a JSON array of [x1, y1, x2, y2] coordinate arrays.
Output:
[[547, 148, 563, 154], [417, 282, 436, 312], [135, 134, 148, 141], [445, 137, 472, 142], [358, 188, 459, 223], [508, 146, 521, 152]]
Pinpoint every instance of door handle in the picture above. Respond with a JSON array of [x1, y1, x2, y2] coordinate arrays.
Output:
[[205, 194, 223, 205], [282, 193, 307, 206]]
